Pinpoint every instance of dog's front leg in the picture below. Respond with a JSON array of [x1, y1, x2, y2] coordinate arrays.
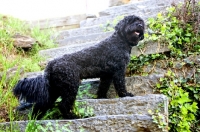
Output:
[[113, 71, 134, 97], [97, 75, 113, 98]]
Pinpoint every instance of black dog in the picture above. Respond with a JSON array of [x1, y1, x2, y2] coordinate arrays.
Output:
[[13, 15, 145, 119]]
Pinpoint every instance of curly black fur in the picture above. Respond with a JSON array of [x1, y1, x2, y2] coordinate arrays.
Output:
[[13, 15, 145, 119]]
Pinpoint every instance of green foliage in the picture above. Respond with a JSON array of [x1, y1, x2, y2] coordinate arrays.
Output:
[[77, 83, 97, 99], [128, 53, 166, 75], [128, 0, 200, 131], [0, 14, 56, 123], [156, 71, 199, 132], [148, 104, 168, 132], [25, 121, 73, 132], [147, 1, 200, 58], [42, 96, 94, 120], [73, 101, 94, 118]]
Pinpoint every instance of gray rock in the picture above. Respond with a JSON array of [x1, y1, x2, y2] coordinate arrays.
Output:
[[99, 0, 169, 17], [54, 25, 107, 41], [57, 31, 113, 47], [39, 42, 97, 60], [39, 40, 169, 62], [78, 74, 164, 99], [1, 95, 168, 132], [76, 94, 168, 116], [80, 7, 164, 27], [130, 0, 184, 5], [12, 34, 36, 49], [0, 66, 24, 81], [108, 0, 130, 7], [27, 14, 86, 29], [131, 41, 170, 56], [21, 71, 164, 98], [184, 55, 200, 65], [0, 114, 167, 132]]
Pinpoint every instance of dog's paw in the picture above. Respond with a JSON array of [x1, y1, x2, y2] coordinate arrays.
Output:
[[126, 92, 134, 97], [97, 94, 107, 99], [16, 103, 33, 111]]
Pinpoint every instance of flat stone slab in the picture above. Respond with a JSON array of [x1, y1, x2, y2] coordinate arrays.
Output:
[[0, 114, 167, 132], [78, 74, 164, 99], [39, 40, 169, 61], [39, 42, 97, 61], [54, 25, 106, 41], [22, 71, 164, 98], [1, 95, 168, 131], [99, 0, 170, 17], [80, 6, 164, 27], [57, 31, 113, 47], [76, 95, 168, 116], [28, 14, 86, 29]]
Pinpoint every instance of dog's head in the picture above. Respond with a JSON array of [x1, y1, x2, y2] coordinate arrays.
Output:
[[115, 15, 145, 46]]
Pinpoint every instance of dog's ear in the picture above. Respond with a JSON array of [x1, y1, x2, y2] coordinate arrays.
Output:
[[115, 17, 126, 32]]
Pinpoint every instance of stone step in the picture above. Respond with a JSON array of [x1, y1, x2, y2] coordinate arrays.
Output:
[[0, 95, 168, 131], [27, 14, 87, 30], [0, 114, 167, 132], [57, 31, 113, 47], [53, 1, 169, 41], [80, 6, 165, 28], [76, 94, 168, 116], [39, 42, 97, 60], [23, 71, 164, 98], [78, 74, 164, 99], [39, 40, 169, 61], [98, 0, 171, 17], [54, 25, 107, 41]]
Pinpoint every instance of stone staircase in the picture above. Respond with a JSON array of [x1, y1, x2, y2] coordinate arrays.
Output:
[[1, 0, 185, 131]]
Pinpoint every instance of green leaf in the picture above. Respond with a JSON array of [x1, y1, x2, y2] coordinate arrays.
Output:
[[185, 33, 192, 36], [181, 106, 188, 115]]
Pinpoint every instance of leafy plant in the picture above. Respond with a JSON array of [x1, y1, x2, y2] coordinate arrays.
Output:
[[128, 0, 200, 131], [147, 0, 200, 58], [127, 53, 166, 75], [73, 101, 94, 118], [155, 71, 199, 132], [0, 14, 56, 123]]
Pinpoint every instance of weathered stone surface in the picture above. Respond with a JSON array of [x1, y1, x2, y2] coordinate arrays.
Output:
[[0, 66, 24, 81], [20, 71, 164, 98], [184, 54, 200, 65], [131, 41, 169, 56], [108, 0, 130, 7], [27, 14, 86, 29], [0, 114, 166, 132], [80, 8, 159, 27], [77, 94, 168, 116], [54, 25, 106, 40], [1, 95, 168, 131], [79, 74, 164, 99], [39, 42, 97, 60], [99, 0, 169, 17], [39, 40, 169, 62], [57, 31, 113, 46], [12, 34, 36, 49]]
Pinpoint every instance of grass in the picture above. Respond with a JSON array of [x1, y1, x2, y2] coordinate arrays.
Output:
[[0, 14, 57, 123]]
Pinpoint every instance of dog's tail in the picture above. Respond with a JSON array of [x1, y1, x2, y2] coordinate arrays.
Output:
[[13, 75, 50, 107]]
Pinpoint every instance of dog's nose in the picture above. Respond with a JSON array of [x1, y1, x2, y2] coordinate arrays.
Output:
[[138, 24, 143, 27]]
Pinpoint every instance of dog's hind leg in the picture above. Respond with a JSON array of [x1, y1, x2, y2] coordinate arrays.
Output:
[[31, 103, 52, 119], [97, 75, 113, 98], [59, 82, 79, 119]]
